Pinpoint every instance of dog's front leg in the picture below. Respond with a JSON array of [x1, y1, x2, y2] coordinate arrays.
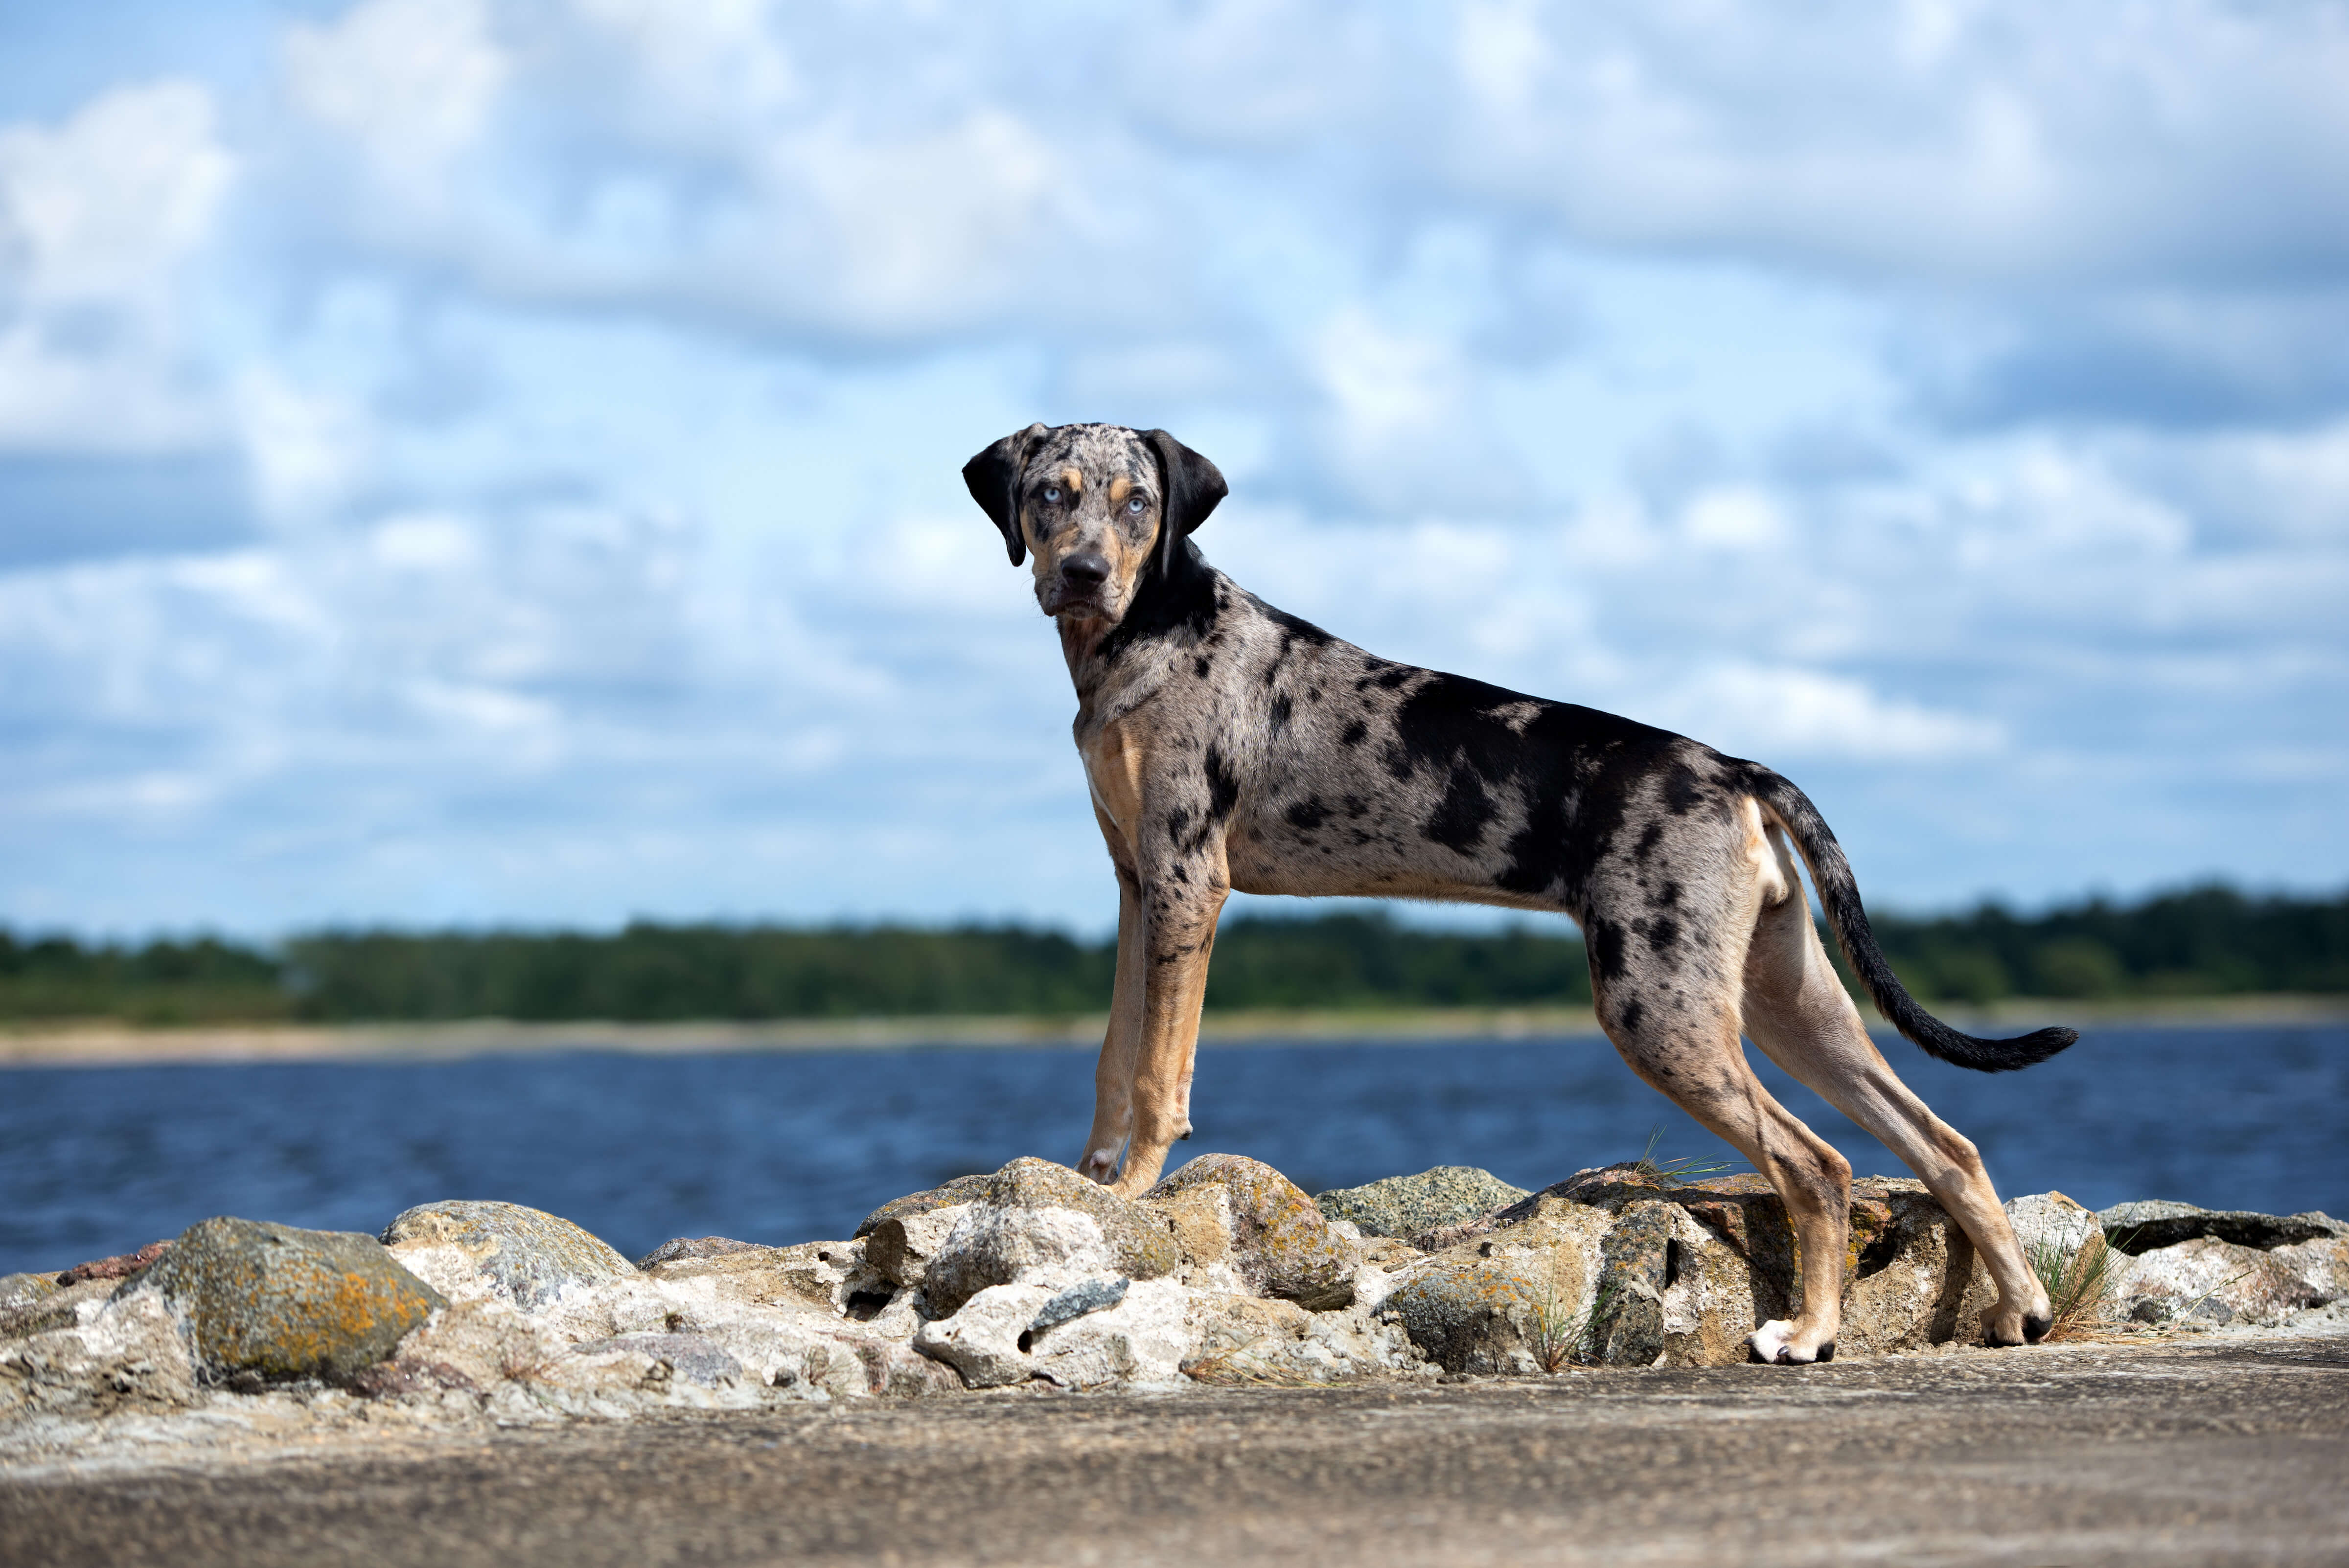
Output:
[[1108, 870, 1226, 1199], [1079, 869, 1147, 1183]]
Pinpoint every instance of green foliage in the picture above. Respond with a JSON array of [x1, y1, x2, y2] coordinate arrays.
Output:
[[1, 882, 2344, 1024]]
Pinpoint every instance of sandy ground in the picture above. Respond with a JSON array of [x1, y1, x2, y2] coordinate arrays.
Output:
[[4, 994, 2342, 1068], [5, 1335, 2346, 1567]]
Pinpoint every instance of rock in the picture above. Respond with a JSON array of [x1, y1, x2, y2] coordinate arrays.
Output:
[[918, 1159, 1180, 1318], [345, 1355, 480, 1399], [118, 1216, 444, 1384], [1147, 1154, 1359, 1310], [1031, 1276, 1128, 1333], [2007, 1192, 2102, 1261], [634, 1236, 763, 1269], [1379, 1168, 2002, 1372], [855, 1173, 996, 1238], [0, 1276, 115, 1341], [54, 1239, 176, 1286], [2097, 1201, 2347, 1254], [381, 1200, 635, 1310], [569, 1332, 744, 1388], [0, 1273, 61, 1317], [639, 1239, 863, 1317], [2115, 1235, 2327, 1327], [914, 1282, 1056, 1387], [0, 1289, 198, 1415], [1315, 1167, 1529, 1242], [864, 1204, 974, 1289]]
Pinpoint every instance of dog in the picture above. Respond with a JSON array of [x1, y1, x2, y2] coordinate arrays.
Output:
[[962, 421, 2075, 1363]]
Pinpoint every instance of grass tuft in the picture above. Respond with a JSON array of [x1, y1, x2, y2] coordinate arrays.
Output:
[[1631, 1126, 1739, 1190], [2027, 1226, 2128, 1341]]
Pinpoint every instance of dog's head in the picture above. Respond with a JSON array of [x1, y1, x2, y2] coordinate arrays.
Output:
[[963, 423, 1226, 624]]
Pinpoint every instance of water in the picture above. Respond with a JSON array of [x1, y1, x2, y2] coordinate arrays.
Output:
[[2, 1025, 2343, 1276]]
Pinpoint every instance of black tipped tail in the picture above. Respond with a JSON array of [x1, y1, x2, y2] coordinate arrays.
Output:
[[1749, 771, 2079, 1075]]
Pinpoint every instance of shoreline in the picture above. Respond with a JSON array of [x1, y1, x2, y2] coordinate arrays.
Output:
[[1, 992, 2342, 1068]]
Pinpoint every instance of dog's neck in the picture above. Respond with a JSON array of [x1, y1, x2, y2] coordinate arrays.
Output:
[[1057, 541, 1224, 706]]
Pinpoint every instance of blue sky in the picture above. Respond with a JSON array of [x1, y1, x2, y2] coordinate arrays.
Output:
[[1, 0, 2344, 938]]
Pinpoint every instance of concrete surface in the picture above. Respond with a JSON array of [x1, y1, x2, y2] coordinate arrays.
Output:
[[4, 1337, 2346, 1566]]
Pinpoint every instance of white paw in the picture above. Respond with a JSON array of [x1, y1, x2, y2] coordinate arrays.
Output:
[[1079, 1149, 1119, 1184], [1747, 1320, 1797, 1364]]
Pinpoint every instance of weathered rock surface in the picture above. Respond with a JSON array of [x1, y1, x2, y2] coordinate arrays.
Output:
[[0, 1288, 198, 1416], [11, 1156, 2348, 1453], [2099, 1200, 2347, 1254], [854, 1173, 995, 1238], [1315, 1167, 1529, 1242], [1378, 1167, 2003, 1371], [382, 1200, 635, 1309], [919, 1158, 1180, 1317], [633, 1236, 763, 1269], [120, 1217, 444, 1384], [1148, 1154, 1359, 1309], [55, 1239, 175, 1286]]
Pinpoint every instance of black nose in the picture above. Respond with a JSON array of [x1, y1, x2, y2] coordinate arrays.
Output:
[[1061, 552, 1109, 588]]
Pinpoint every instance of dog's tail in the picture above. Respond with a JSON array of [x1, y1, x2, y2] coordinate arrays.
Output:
[[1748, 769, 2076, 1073]]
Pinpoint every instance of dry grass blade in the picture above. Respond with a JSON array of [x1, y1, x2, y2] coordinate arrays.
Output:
[[1631, 1125, 1738, 1191], [1522, 1250, 1615, 1373], [2028, 1227, 2128, 1341]]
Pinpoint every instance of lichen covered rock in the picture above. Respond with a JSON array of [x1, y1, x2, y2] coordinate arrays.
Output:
[[2099, 1201, 2347, 1254], [1148, 1154, 1359, 1309], [1315, 1167, 1529, 1242], [121, 1216, 444, 1384], [855, 1173, 996, 1238], [381, 1200, 635, 1309], [0, 1289, 198, 1415], [634, 1236, 763, 1269]]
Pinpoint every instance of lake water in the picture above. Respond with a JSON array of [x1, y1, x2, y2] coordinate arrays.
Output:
[[2, 1025, 2343, 1276]]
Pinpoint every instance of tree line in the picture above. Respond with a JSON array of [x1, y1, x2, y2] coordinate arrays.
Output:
[[1, 884, 2342, 1026]]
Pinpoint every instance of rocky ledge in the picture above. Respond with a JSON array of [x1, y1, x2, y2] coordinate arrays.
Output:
[[4, 1155, 2345, 1457]]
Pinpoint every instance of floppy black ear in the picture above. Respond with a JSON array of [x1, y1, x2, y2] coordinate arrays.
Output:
[[963, 423, 1048, 566], [1142, 429, 1227, 580]]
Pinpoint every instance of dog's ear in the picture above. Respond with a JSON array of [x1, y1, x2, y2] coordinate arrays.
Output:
[[1142, 429, 1227, 579], [963, 423, 1048, 567]]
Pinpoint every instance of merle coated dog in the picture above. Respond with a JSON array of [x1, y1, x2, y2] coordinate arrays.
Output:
[[962, 422, 2074, 1363]]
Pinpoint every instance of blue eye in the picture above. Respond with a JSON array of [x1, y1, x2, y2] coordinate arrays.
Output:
[[1126, 496, 1147, 515], [1043, 486, 1062, 503]]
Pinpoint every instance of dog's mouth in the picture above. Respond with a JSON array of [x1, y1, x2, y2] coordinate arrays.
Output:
[[1043, 583, 1117, 619]]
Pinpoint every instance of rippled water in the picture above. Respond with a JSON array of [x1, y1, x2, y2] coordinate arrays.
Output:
[[1, 1024, 2342, 1275]]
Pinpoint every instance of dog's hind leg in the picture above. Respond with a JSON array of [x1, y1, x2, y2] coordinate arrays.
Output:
[[1079, 867, 1149, 1184], [1739, 825, 2051, 1346], [1597, 979, 1855, 1365]]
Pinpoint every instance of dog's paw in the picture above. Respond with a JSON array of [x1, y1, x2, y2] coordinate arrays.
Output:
[[1747, 1321, 1794, 1363], [1078, 1148, 1120, 1185], [1746, 1321, 1831, 1365]]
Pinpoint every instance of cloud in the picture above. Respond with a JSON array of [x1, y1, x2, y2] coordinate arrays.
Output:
[[0, 1, 2345, 933], [0, 80, 233, 453]]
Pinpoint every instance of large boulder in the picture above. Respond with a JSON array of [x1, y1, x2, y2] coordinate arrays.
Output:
[[118, 1216, 444, 1384], [1315, 1167, 1529, 1242], [381, 1200, 635, 1309], [1148, 1154, 1359, 1309], [919, 1159, 1181, 1317]]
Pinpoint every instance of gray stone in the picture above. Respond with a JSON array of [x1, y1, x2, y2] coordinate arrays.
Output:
[[570, 1332, 743, 1387], [1315, 1167, 1530, 1242], [120, 1216, 444, 1384], [919, 1159, 1181, 1317], [0, 1276, 114, 1341], [1030, 1276, 1128, 1335], [2097, 1200, 2346, 1254], [855, 1173, 995, 1239], [634, 1236, 763, 1269], [381, 1200, 634, 1310], [0, 1272, 60, 1316]]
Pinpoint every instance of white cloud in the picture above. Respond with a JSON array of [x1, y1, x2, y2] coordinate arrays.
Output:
[[1658, 664, 2005, 764], [0, 81, 233, 451], [284, 0, 507, 186]]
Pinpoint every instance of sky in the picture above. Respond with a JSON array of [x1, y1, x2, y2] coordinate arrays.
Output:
[[1, 0, 2345, 940]]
